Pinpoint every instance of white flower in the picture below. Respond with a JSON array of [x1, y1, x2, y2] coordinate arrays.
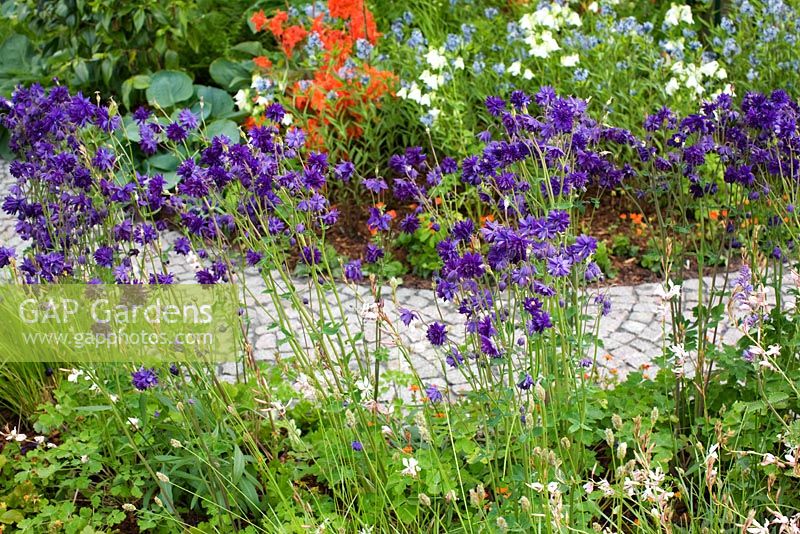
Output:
[[122, 503, 137, 512], [396, 87, 408, 99], [523, 68, 534, 80], [170, 439, 183, 448], [281, 113, 293, 126], [127, 417, 140, 429], [354, 377, 371, 395], [34, 435, 45, 444], [381, 425, 394, 436], [81, 455, 89, 463], [526, 482, 545, 492], [401, 457, 421, 477], [66, 368, 84, 382], [453, 57, 465, 70], [109, 394, 118, 403], [655, 280, 681, 301], [234, 90, 249, 110], [419, 70, 444, 90], [699, 60, 720, 78], [507, 61, 522, 76], [664, 4, 694, 26], [526, 30, 560, 58], [5, 427, 26, 442], [424, 47, 447, 70], [665, 77, 680, 95], [560, 54, 580, 67], [156, 471, 170, 483]]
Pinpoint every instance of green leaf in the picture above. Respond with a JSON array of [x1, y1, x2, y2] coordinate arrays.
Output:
[[233, 445, 245, 482], [209, 59, 251, 91], [146, 70, 193, 109], [205, 119, 240, 142], [146, 154, 180, 172], [231, 41, 264, 56], [195, 85, 234, 119], [133, 9, 145, 32], [130, 74, 151, 89], [0, 510, 24, 524]]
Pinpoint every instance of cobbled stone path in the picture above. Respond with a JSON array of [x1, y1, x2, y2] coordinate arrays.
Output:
[[1, 161, 793, 391]]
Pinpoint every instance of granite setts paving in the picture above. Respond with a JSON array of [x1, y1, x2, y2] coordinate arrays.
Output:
[[0, 161, 793, 389]]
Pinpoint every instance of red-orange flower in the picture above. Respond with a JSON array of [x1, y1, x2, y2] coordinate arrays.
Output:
[[253, 56, 273, 70], [250, 10, 268, 32], [268, 10, 289, 38]]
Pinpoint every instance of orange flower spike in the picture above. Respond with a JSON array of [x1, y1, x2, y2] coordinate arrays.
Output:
[[250, 10, 268, 32], [434, 197, 443, 206], [409, 384, 419, 392], [709, 210, 719, 221], [387, 210, 397, 220], [619, 213, 627, 219], [402, 445, 413, 454]]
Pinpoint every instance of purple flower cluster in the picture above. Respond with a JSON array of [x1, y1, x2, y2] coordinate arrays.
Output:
[[641, 91, 800, 257], [0, 85, 351, 286], [385, 89, 612, 372]]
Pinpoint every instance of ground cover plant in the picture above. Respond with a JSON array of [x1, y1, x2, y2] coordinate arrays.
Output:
[[2, 1, 800, 533]]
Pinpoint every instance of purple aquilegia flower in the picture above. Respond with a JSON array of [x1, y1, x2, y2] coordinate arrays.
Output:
[[178, 108, 199, 130], [341, 259, 362, 282], [131, 367, 158, 391], [517, 373, 534, 390], [0, 246, 15, 268], [426, 322, 448, 346], [425, 384, 443, 403], [398, 308, 417, 326], [351, 440, 363, 452], [594, 294, 612, 316], [365, 244, 384, 264]]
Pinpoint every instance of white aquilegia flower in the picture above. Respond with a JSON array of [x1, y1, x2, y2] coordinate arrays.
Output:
[[419, 70, 444, 91], [401, 457, 421, 477], [424, 47, 447, 70], [665, 77, 680, 95], [560, 54, 580, 67], [526, 30, 561, 58], [127, 417, 140, 429], [453, 57, 465, 70], [507, 61, 522, 77], [664, 4, 694, 26]]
